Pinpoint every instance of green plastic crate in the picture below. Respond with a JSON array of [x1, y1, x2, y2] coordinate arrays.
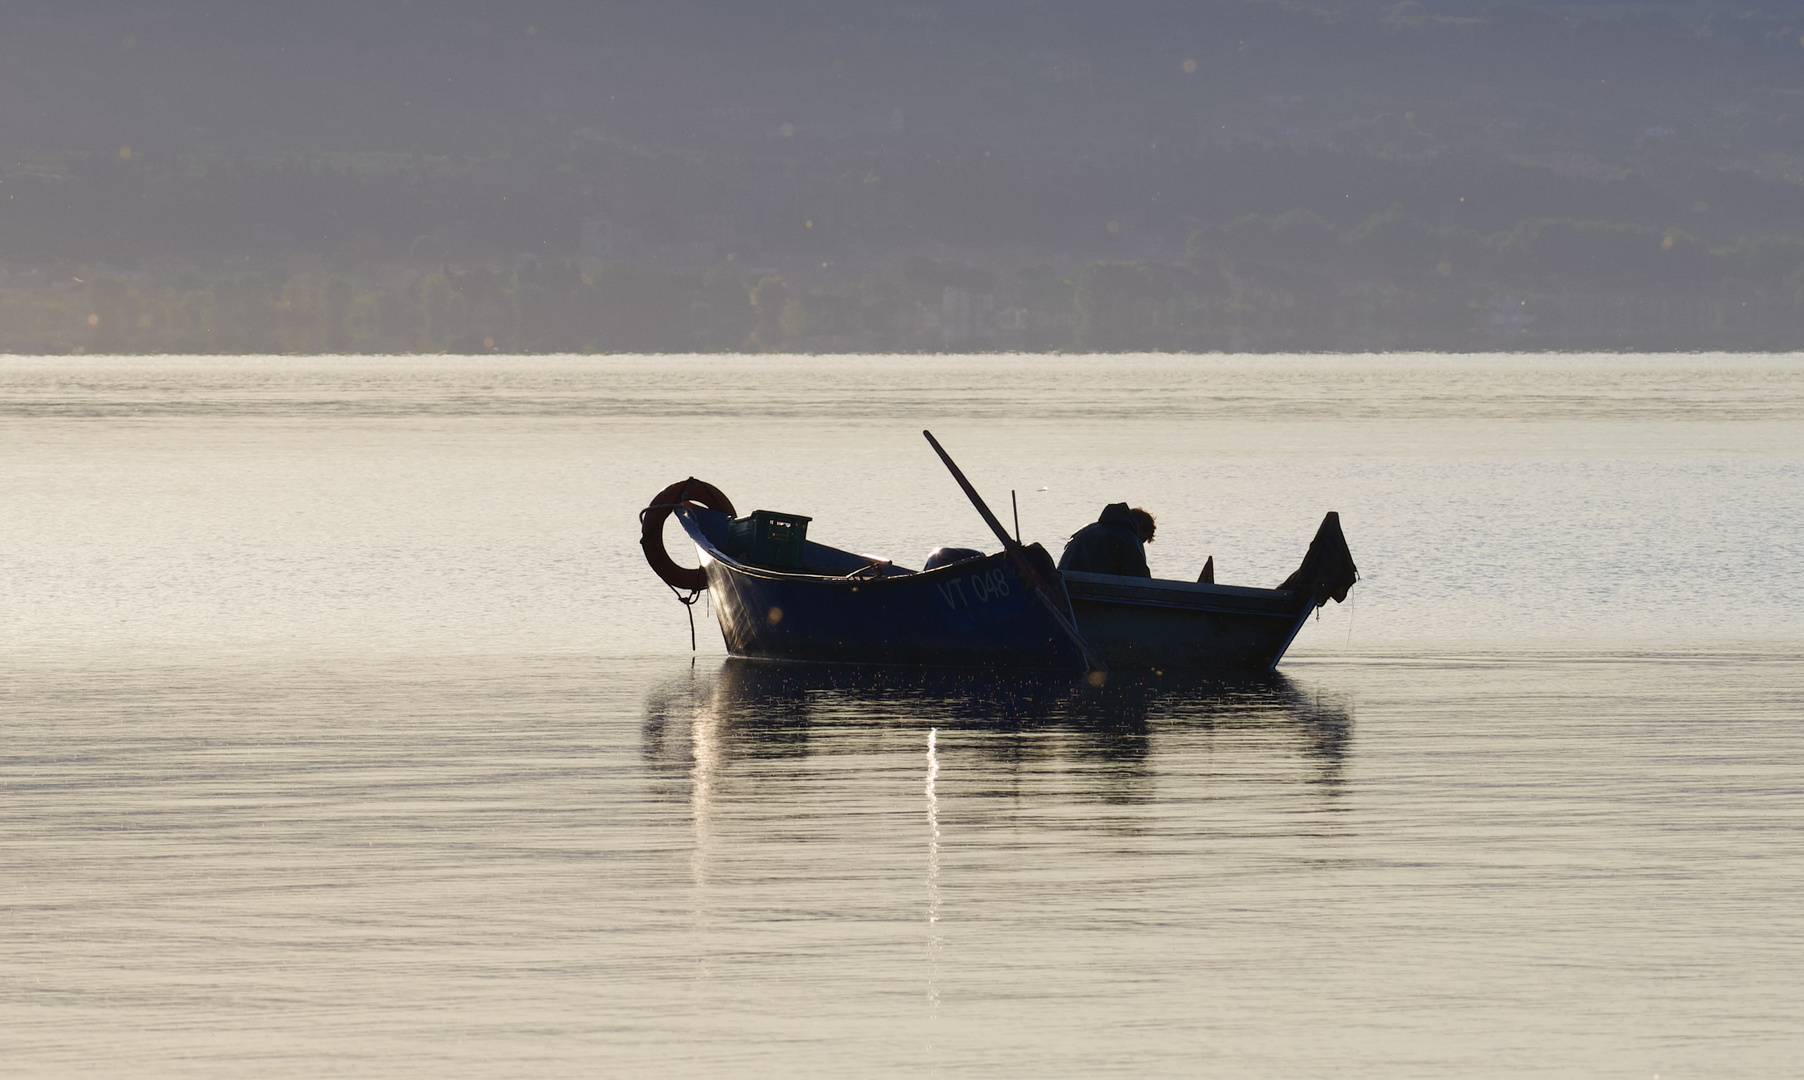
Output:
[[726, 510, 813, 569]]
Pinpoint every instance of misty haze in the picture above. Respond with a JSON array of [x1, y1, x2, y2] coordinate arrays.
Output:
[[8, 1, 1804, 352]]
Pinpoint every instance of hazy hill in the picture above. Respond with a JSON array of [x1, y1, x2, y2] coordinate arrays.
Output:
[[6, 0, 1804, 351]]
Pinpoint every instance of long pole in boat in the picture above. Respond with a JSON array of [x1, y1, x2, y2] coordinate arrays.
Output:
[[922, 430, 1108, 675]]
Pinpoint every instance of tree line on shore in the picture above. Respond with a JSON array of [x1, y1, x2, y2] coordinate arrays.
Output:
[[10, 206, 1804, 354]]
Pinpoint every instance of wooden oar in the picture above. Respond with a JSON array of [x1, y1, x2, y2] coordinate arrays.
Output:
[[922, 430, 1108, 675]]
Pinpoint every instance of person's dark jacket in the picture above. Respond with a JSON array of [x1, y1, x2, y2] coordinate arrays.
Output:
[[1057, 502, 1149, 577]]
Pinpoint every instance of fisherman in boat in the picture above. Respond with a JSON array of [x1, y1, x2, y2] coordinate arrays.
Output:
[[1057, 503, 1155, 577]]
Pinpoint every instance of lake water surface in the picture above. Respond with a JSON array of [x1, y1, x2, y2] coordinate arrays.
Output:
[[3, 354, 1801, 1076]]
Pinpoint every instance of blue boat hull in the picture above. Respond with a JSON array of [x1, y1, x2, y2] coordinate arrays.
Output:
[[1063, 572, 1312, 671], [677, 506, 1321, 672], [683, 509, 1078, 667]]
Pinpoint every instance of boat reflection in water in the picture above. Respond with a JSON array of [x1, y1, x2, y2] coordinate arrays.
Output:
[[643, 659, 1356, 990], [641, 658, 1353, 800]]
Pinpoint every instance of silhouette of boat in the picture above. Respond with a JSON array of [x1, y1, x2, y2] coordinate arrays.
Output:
[[640, 435, 1356, 673]]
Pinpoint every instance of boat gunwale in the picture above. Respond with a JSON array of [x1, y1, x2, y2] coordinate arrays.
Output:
[[676, 505, 1008, 587], [1068, 591, 1303, 617], [1062, 570, 1301, 606], [679, 507, 1307, 609]]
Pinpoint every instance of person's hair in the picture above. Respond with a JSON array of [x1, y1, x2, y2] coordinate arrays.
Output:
[[1129, 507, 1155, 543]]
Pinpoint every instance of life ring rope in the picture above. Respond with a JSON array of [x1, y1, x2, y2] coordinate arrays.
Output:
[[640, 478, 736, 593]]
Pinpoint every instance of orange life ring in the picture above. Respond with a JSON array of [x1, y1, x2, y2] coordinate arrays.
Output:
[[640, 478, 736, 592]]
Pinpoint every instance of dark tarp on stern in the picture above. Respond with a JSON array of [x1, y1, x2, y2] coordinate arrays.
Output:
[[1277, 511, 1358, 607]]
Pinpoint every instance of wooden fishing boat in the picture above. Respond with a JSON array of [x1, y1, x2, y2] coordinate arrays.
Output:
[[640, 433, 1356, 674]]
